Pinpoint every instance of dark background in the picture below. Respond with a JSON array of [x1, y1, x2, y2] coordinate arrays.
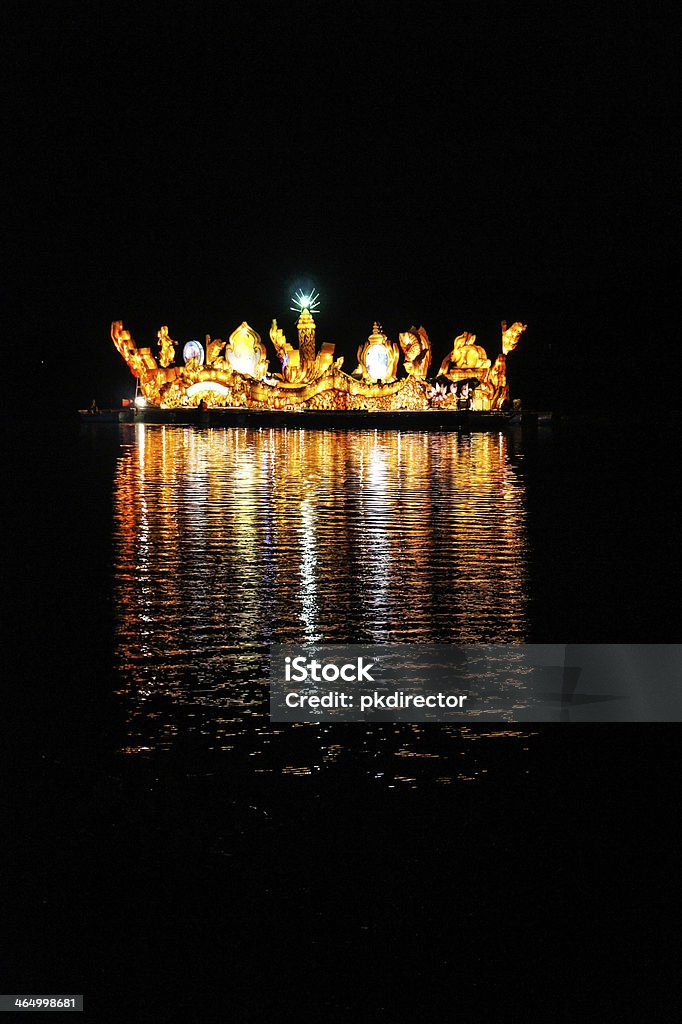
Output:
[[2, 6, 681, 1018], [4, 1, 677, 414]]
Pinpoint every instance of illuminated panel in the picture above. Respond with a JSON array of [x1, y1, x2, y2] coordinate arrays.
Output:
[[365, 343, 390, 380], [186, 382, 231, 398]]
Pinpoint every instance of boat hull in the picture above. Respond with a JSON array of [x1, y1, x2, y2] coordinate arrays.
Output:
[[124, 407, 515, 431]]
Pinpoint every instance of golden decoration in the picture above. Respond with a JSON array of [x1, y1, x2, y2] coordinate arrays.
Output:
[[297, 309, 317, 376], [224, 322, 269, 380], [502, 321, 527, 355], [399, 326, 432, 378], [205, 335, 225, 365], [111, 309, 525, 411], [439, 332, 491, 377], [157, 326, 176, 368], [354, 323, 400, 383], [269, 319, 306, 384]]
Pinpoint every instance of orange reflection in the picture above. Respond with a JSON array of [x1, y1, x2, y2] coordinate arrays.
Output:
[[113, 426, 529, 758]]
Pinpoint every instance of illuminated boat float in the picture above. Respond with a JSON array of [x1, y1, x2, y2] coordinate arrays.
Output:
[[111, 290, 527, 430]]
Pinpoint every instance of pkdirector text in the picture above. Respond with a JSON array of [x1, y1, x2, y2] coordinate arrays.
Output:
[[284, 691, 468, 709]]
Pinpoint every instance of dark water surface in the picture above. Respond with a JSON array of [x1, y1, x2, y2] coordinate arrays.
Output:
[[3, 419, 680, 1021]]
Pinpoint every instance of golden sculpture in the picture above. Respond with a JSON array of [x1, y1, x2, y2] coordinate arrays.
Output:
[[157, 326, 176, 368], [439, 332, 491, 377], [297, 309, 317, 377], [354, 323, 400, 383], [399, 326, 432, 378], [269, 316, 338, 384], [111, 302, 525, 413], [269, 320, 300, 382], [502, 321, 527, 355], [487, 354, 505, 409], [205, 335, 225, 365], [224, 322, 269, 379], [433, 327, 524, 411]]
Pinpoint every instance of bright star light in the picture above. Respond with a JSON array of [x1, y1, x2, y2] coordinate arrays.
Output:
[[290, 288, 320, 313]]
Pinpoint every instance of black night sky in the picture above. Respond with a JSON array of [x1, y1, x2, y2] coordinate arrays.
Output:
[[6, 3, 677, 411]]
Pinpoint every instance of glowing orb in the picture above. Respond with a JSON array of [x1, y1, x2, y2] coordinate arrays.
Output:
[[183, 340, 205, 365], [134, 395, 147, 408], [290, 287, 320, 314], [365, 343, 390, 380]]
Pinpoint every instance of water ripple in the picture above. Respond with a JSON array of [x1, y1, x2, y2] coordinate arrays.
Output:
[[113, 425, 530, 780]]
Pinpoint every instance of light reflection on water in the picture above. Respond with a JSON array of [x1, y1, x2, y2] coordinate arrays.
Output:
[[113, 425, 531, 782]]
